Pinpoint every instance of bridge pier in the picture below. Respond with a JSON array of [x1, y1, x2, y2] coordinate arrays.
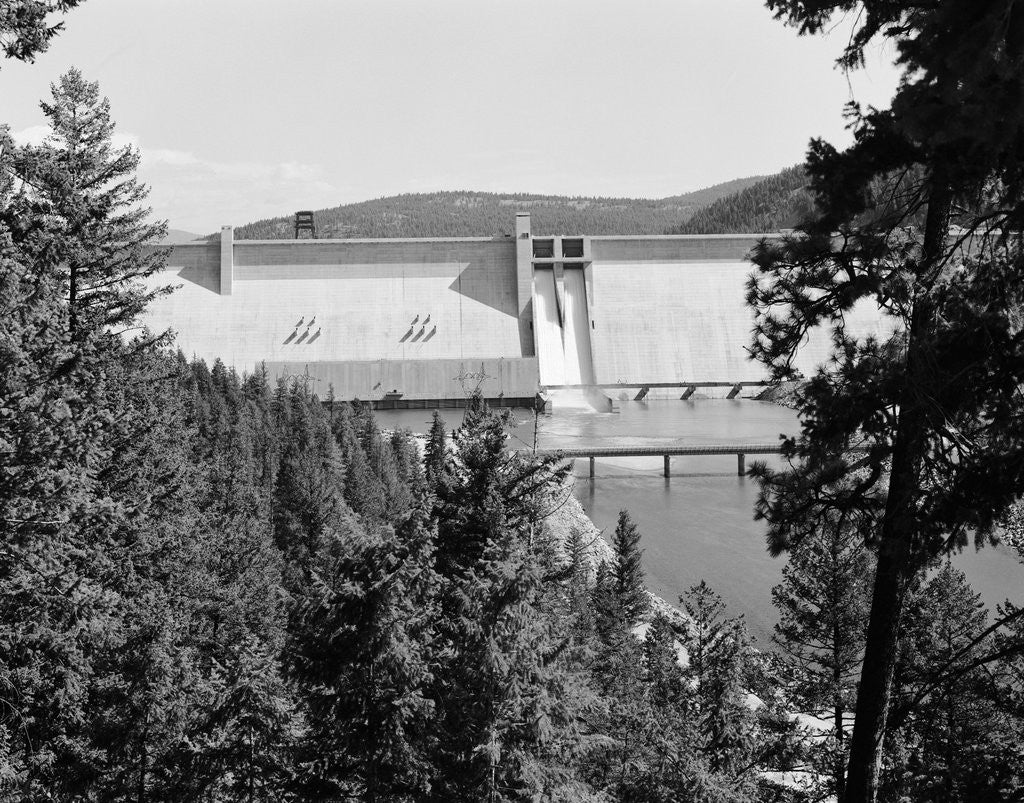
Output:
[[635, 386, 651, 401], [589, 456, 595, 478], [680, 384, 697, 400], [664, 455, 670, 477], [737, 453, 745, 476]]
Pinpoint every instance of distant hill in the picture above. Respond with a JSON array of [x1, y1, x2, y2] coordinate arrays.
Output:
[[161, 228, 202, 244], [218, 176, 772, 240], [671, 165, 814, 234]]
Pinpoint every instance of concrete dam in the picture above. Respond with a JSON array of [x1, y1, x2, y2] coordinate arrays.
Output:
[[142, 213, 890, 408]]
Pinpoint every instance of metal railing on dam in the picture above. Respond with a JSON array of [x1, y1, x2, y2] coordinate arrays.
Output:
[[531, 443, 785, 477]]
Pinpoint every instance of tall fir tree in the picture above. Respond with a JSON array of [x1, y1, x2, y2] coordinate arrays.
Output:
[[772, 516, 873, 799], [288, 504, 438, 801], [613, 509, 649, 626], [681, 581, 756, 780], [429, 393, 574, 801], [424, 410, 449, 491], [12, 68, 168, 337]]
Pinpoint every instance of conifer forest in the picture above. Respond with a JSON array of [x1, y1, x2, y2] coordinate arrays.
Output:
[[5, 2, 1024, 802]]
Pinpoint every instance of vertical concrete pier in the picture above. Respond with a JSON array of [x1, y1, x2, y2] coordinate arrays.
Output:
[[219, 225, 233, 295]]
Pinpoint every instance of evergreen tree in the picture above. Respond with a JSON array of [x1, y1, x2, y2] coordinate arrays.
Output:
[[189, 634, 299, 801], [289, 504, 437, 801], [0, 1, 84, 65], [0, 229, 103, 795], [881, 563, 1024, 802], [613, 509, 649, 625], [424, 410, 450, 492], [771, 516, 873, 799], [1, 85, 190, 797], [429, 393, 574, 801], [331, 400, 388, 522], [751, 3, 1024, 798], [273, 382, 347, 589], [12, 68, 168, 336], [681, 581, 756, 778]]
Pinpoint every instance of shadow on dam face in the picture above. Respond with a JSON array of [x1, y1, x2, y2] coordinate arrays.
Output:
[[448, 261, 516, 316], [178, 264, 220, 293]]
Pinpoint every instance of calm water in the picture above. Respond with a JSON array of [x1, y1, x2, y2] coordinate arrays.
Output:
[[379, 401, 1024, 646]]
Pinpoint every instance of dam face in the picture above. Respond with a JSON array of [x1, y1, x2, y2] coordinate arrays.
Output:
[[142, 213, 890, 406]]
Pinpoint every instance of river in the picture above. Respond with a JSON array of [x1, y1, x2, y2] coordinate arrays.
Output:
[[378, 400, 1024, 646]]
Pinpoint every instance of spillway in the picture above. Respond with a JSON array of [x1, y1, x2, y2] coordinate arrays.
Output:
[[534, 268, 566, 385], [535, 267, 607, 410], [561, 269, 596, 386]]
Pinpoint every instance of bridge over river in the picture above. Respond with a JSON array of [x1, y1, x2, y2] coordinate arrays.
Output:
[[533, 443, 785, 476]]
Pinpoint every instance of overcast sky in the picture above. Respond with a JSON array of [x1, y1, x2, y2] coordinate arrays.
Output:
[[0, 0, 901, 233]]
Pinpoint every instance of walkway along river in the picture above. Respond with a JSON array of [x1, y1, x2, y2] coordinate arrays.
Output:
[[379, 399, 1024, 646]]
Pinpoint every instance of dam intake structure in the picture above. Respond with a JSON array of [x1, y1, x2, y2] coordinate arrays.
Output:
[[140, 213, 892, 408]]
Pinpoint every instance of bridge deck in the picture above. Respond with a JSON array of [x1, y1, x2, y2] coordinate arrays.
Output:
[[534, 443, 782, 459], [531, 443, 784, 477]]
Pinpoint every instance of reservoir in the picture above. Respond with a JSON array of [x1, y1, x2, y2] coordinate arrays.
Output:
[[379, 400, 1024, 646]]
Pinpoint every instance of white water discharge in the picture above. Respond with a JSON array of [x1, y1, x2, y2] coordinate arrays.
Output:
[[561, 269, 596, 386], [536, 267, 605, 410], [534, 268, 566, 385]]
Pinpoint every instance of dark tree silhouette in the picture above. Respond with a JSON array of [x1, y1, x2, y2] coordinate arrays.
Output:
[[752, 3, 1024, 800]]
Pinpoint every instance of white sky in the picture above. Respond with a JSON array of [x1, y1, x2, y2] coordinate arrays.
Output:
[[0, 0, 901, 233]]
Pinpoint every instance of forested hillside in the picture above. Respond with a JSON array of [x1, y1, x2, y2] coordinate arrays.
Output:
[[672, 165, 814, 234], [223, 176, 767, 240]]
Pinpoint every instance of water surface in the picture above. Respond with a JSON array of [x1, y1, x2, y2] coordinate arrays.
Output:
[[380, 400, 1024, 646]]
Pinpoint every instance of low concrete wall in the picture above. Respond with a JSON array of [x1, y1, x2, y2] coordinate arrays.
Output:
[[589, 234, 779, 263], [264, 356, 540, 402]]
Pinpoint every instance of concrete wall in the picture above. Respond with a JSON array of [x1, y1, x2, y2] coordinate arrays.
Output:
[[590, 234, 773, 263], [264, 356, 539, 401], [584, 236, 893, 385], [144, 236, 523, 377], [142, 223, 893, 402]]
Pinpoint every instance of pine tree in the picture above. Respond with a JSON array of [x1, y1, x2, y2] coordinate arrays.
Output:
[[429, 393, 574, 801], [613, 509, 649, 625], [0, 1, 84, 65], [0, 192, 101, 794], [1, 88, 189, 797], [288, 504, 437, 801], [751, 4, 1024, 799], [424, 410, 449, 490], [771, 517, 873, 799], [272, 382, 347, 588], [882, 563, 1024, 802], [12, 68, 168, 337], [681, 581, 755, 778], [331, 400, 388, 522]]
